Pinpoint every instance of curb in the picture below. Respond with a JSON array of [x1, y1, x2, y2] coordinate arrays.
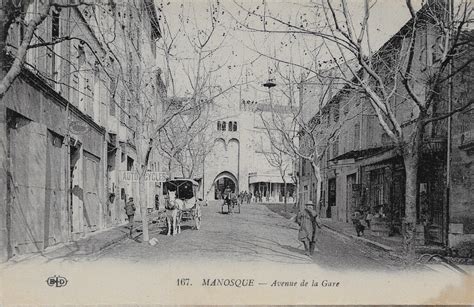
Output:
[[322, 223, 395, 253]]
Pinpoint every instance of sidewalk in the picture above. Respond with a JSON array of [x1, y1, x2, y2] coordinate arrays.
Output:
[[5, 220, 154, 265], [320, 218, 404, 254]]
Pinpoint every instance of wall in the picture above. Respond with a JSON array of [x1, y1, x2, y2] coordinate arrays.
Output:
[[2, 70, 69, 257], [448, 49, 474, 248], [1, 0, 163, 261]]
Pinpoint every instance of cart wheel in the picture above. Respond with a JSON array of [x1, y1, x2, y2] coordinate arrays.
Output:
[[195, 215, 201, 230]]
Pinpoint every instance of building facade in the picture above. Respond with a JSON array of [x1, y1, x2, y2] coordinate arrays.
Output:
[[201, 89, 296, 203], [0, 0, 162, 261], [297, 6, 473, 249]]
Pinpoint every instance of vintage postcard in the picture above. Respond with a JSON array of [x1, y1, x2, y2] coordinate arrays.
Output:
[[0, 0, 473, 305]]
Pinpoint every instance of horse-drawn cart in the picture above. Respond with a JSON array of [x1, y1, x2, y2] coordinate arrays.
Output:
[[164, 179, 202, 234], [221, 196, 241, 214]]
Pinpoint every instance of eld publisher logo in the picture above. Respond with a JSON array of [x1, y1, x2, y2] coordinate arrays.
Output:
[[46, 275, 68, 288]]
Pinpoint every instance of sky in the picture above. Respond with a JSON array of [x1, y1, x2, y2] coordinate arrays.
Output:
[[154, 0, 424, 109]]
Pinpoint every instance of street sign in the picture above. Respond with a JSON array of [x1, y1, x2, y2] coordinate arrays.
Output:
[[120, 171, 167, 182]]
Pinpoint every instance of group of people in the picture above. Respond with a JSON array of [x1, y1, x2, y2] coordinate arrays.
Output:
[[222, 186, 238, 214], [351, 205, 387, 237], [238, 191, 251, 204], [222, 187, 252, 205]]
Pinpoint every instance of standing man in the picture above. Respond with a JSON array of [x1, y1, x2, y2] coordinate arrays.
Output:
[[297, 201, 321, 255], [224, 186, 231, 200], [125, 197, 136, 238]]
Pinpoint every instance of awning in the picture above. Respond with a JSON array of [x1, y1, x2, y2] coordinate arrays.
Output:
[[330, 146, 395, 162], [248, 174, 295, 184]]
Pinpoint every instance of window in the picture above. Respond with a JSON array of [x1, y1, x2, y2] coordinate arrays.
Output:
[[127, 156, 134, 171], [354, 123, 360, 150], [332, 136, 339, 158], [120, 95, 127, 124], [109, 78, 116, 116], [50, 8, 61, 88], [217, 121, 237, 132], [381, 132, 391, 146], [52, 9, 60, 39]]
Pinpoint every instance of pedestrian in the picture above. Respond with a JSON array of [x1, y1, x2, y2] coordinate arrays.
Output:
[[297, 201, 321, 256], [224, 186, 231, 201], [365, 210, 373, 229], [352, 210, 365, 237], [229, 190, 237, 214], [125, 197, 136, 238]]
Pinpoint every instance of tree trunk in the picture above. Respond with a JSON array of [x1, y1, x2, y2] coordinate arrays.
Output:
[[402, 119, 423, 262], [138, 175, 149, 242], [283, 180, 287, 211], [136, 132, 150, 243], [311, 161, 322, 212]]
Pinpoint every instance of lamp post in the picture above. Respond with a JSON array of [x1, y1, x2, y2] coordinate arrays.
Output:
[[262, 77, 279, 204]]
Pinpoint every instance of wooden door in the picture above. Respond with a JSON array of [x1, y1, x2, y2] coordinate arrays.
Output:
[[7, 117, 46, 257], [83, 151, 100, 232]]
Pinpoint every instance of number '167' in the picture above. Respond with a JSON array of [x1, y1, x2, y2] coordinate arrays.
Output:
[[177, 278, 191, 286]]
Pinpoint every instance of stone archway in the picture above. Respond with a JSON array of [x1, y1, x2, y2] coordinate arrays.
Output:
[[212, 171, 238, 200]]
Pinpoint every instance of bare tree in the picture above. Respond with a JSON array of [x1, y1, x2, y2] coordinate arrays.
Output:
[[259, 68, 345, 212], [0, 0, 98, 98], [159, 99, 217, 179], [155, 0, 246, 180], [261, 143, 291, 208], [232, 0, 473, 259]]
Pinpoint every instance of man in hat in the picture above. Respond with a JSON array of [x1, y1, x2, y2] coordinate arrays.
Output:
[[124, 197, 136, 238], [297, 201, 321, 255]]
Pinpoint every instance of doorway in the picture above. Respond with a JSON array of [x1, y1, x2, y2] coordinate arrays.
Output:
[[215, 177, 236, 199], [346, 174, 357, 223], [69, 141, 82, 236], [327, 178, 336, 218]]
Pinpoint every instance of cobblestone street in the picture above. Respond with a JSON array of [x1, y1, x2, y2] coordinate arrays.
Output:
[[61, 202, 404, 270]]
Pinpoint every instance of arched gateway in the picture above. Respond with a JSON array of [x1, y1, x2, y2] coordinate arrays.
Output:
[[212, 171, 238, 200]]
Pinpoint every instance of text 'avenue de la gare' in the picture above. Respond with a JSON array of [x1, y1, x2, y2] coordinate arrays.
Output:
[[200, 279, 341, 287]]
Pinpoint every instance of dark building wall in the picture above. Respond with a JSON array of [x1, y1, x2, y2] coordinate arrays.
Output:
[[448, 48, 474, 247]]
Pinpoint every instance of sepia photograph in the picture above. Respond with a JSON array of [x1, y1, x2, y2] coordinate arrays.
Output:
[[0, 0, 473, 305]]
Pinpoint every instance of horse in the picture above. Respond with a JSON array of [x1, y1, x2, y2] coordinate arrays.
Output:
[[165, 191, 184, 236]]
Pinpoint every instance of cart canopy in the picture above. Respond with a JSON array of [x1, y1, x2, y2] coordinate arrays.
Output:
[[164, 179, 199, 200]]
